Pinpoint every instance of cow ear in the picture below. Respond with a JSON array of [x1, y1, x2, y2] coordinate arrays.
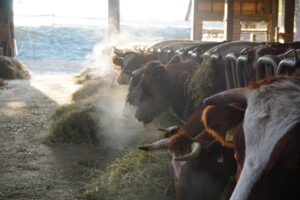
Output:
[[152, 65, 165, 80], [113, 47, 125, 56], [201, 104, 245, 148], [112, 56, 124, 67]]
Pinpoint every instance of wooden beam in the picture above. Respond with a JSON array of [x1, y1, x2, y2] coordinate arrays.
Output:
[[192, 0, 198, 40], [224, 0, 234, 40], [282, 0, 295, 42], [295, 0, 300, 41], [108, 0, 120, 40], [0, 0, 14, 57]]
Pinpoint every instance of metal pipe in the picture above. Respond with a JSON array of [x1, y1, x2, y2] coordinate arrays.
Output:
[[225, 53, 238, 89], [236, 55, 251, 87], [256, 55, 280, 80], [277, 58, 300, 75]]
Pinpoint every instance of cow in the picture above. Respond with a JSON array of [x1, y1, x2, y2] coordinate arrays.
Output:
[[113, 41, 221, 85], [139, 105, 239, 200], [127, 55, 197, 123], [113, 40, 196, 85], [128, 41, 261, 124], [113, 48, 157, 85], [203, 76, 300, 200]]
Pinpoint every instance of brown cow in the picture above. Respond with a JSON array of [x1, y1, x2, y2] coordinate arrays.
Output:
[[204, 76, 300, 200], [113, 49, 157, 85], [113, 40, 201, 85], [127, 55, 197, 123], [128, 41, 262, 124]]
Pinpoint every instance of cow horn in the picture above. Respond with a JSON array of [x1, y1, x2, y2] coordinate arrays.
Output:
[[138, 138, 169, 151], [203, 88, 247, 105], [174, 142, 202, 161], [135, 73, 145, 86], [114, 47, 125, 56], [132, 65, 147, 77], [158, 125, 180, 132]]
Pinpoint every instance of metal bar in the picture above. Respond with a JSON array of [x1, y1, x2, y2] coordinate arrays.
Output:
[[256, 55, 280, 80], [237, 55, 251, 87], [277, 58, 300, 75]]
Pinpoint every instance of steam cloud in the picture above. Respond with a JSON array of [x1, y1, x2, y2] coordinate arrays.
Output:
[[81, 32, 154, 149]]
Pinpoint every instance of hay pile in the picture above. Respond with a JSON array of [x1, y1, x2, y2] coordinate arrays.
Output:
[[83, 149, 175, 200], [0, 56, 31, 80], [72, 76, 116, 101], [188, 55, 226, 106], [47, 97, 103, 144], [48, 75, 122, 144], [74, 67, 102, 84], [188, 55, 215, 106]]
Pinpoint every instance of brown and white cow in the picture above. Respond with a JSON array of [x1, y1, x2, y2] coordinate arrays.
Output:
[[203, 76, 300, 200], [139, 105, 239, 200]]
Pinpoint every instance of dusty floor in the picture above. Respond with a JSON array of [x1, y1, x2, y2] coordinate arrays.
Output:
[[0, 72, 104, 200]]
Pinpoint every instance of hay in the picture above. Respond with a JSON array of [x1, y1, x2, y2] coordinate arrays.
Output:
[[0, 56, 31, 80], [74, 67, 100, 84], [82, 149, 175, 200], [188, 55, 215, 106], [48, 75, 127, 145], [47, 97, 103, 144], [188, 55, 225, 106], [72, 77, 115, 101]]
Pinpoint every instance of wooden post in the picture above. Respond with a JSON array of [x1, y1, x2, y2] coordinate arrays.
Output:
[[0, 0, 14, 57], [192, 0, 198, 40], [295, 0, 300, 41], [224, 0, 234, 40], [282, 0, 295, 42], [108, 0, 120, 40]]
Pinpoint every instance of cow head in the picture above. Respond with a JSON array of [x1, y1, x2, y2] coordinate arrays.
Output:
[[204, 76, 300, 200], [127, 61, 171, 123], [113, 47, 157, 85], [139, 125, 236, 200], [138, 127, 201, 180]]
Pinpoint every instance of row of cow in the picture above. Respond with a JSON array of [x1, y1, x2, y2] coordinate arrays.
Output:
[[112, 40, 300, 200]]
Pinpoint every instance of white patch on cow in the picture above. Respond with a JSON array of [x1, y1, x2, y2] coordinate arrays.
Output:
[[172, 154, 186, 179], [230, 79, 300, 200], [123, 53, 136, 67]]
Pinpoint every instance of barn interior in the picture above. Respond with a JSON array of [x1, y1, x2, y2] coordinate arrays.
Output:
[[0, 0, 300, 200]]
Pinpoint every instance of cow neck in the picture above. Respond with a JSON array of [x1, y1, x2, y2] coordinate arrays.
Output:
[[164, 62, 195, 120], [181, 105, 206, 137], [230, 79, 300, 200]]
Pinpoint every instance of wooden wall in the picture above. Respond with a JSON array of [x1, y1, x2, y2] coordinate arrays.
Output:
[[192, 0, 279, 42]]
